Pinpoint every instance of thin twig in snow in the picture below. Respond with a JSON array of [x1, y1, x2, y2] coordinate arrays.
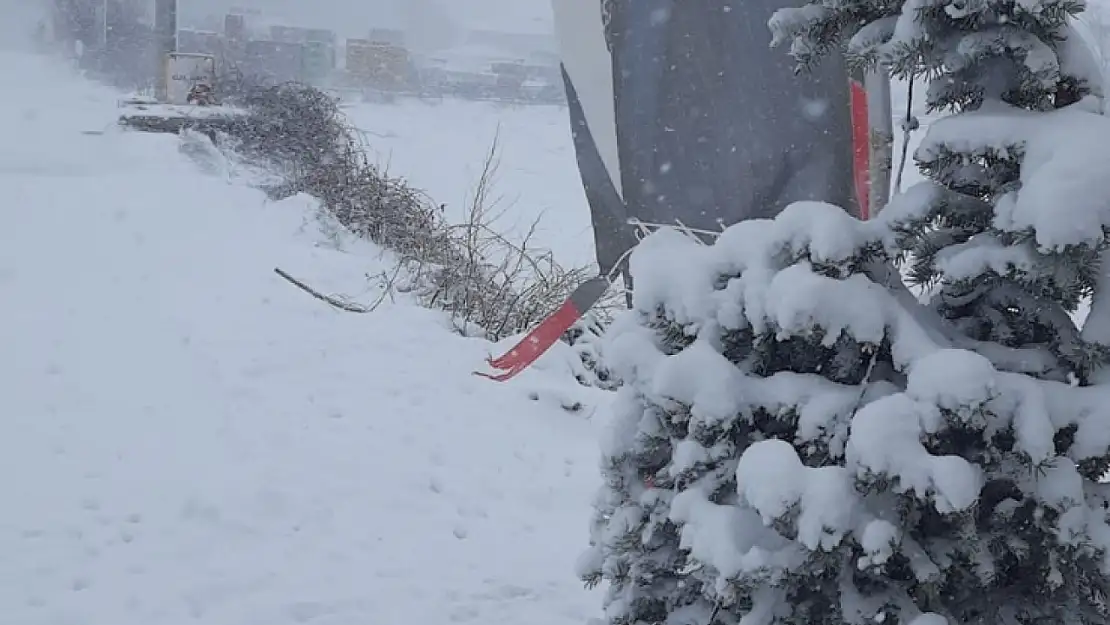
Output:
[[273, 267, 370, 314]]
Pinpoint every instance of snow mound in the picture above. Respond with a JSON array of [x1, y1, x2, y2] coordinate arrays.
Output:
[[737, 439, 859, 551], [0, 52, 603, 625]]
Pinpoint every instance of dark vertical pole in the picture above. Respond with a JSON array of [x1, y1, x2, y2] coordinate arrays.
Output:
[[154, 0, 176, 101], [101, 0, 108, 50]]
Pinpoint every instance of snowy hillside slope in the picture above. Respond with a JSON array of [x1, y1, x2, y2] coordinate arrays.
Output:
[[0, 52, 604, 624]]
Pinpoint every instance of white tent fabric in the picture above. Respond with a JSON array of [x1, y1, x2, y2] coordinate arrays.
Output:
[[551, 0, 623, 199]]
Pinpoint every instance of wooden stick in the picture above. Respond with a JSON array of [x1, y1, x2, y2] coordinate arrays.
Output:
[[273, 267, 370, 313]]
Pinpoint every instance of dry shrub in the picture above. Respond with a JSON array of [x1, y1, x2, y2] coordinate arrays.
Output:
[[221, 81, 614, 347]]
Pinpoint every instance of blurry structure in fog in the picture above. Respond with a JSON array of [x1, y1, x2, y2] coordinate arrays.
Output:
[[48, 0, 156, 88], [45, 0, 565, 105]]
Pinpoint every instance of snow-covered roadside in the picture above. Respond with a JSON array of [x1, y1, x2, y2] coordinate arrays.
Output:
[[0, 51, 606, 625]]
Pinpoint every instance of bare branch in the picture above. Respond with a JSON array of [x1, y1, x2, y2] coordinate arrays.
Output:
[[273, 267, 371, 314], [220, 83, 614, 355]]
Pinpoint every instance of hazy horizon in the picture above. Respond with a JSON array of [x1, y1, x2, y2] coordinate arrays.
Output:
[[180, 0, 555, 39]]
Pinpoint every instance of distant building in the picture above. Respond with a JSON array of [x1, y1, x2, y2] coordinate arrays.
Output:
[[269, 24, 337, 83], [243, 39, 305, 84], [462, 29, 557, 59], [346, 38, 412, 89], [177, 28, 221, 56], [271, 24, 336, 46], [224, 14, 246, 40], [367, 28, 405, 46], [301, 41, 335, 84], [50, 0, 154, 85]]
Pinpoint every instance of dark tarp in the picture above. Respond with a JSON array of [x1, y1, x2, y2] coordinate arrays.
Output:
[[552, 0, 860, 276]]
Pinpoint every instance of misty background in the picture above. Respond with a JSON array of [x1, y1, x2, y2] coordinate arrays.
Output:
[[13, 0, 565, 103], [179, 0, 559, 58], [0, 0, 558, 57], [181, 0, 554, 39], [0, 0, 49, 50]]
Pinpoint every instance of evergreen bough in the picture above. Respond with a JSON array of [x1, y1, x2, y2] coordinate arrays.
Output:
[[579, 1, 1110, 624]]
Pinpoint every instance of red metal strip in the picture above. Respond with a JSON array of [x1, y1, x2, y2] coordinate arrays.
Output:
[[478, 300, 582, 380], [850, 79, 871, 220]]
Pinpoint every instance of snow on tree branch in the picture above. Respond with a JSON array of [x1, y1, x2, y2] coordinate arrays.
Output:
[[583, 0, 1110, 623], [584, 197, 1110, 625]]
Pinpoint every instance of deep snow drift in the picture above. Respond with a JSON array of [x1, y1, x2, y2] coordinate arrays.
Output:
[[0, 52, 604, 624]]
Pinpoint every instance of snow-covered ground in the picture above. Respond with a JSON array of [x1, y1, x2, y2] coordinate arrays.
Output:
[[0, 51, 605, 624], [343, 99, 598, 270]]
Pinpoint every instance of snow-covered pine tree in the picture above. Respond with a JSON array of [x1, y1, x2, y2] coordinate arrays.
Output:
[[768, 0, 1107, 380], [579, 1, 1110, 623], [581, 201, 1110, 625], [577, 204, 908, 625]]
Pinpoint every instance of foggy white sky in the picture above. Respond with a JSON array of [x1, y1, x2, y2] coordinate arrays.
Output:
[[0, 0, 47, 50], [180, 0, 555, 37]]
